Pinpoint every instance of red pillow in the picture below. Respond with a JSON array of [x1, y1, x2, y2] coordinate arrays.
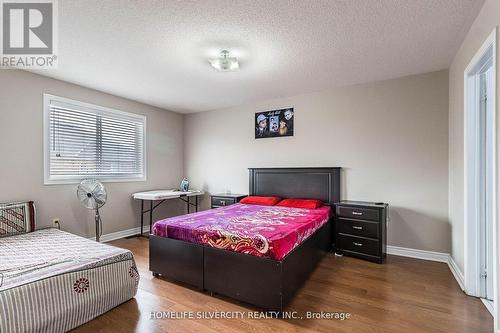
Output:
[[239, 196, 281, 206], [276, 198, 323, 209]]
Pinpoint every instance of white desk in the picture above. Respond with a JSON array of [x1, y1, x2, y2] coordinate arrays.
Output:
[[132, 190, 204, 236]]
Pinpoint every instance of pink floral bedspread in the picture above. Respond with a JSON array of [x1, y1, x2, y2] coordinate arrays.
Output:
[[152, 203, 331, 260]]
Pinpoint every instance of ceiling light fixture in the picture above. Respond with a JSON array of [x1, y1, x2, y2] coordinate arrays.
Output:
[[209, 50, 239, 72]]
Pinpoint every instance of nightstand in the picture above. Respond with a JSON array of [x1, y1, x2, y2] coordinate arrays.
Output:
[[334, 201, 388, 263], [211, 193, 247, 209]]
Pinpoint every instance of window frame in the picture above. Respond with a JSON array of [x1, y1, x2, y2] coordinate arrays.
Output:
[[43, 94, 147, 185]]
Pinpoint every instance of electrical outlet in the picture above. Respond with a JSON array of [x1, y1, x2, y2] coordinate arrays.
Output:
[[52, 218, 60, 229]]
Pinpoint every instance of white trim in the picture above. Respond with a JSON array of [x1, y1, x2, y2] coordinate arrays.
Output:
[[44, 175, 147, 185], [494, 26, 500, 333], [463, 28, 497, 303], [43, 93, 147, 185], [387, 246, 466, 291], [448, 255, 466, 291], [482, 298, 495, 316], [387, 245, 449, 262], [88, 225, 150, 243], [94, 229, 453, 263], [91, 228, 470, 292]]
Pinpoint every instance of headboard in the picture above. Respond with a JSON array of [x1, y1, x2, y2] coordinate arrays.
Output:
[[248, 167, 341, 206], [0, 201, 36, 237]]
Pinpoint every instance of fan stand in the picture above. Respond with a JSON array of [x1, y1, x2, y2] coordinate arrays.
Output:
[[95, 208, 101, 242]]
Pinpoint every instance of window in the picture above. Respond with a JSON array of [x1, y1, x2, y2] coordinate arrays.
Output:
[[43, 94, 146, 184]]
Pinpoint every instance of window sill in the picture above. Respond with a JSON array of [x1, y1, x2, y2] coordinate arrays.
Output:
[[44, 176, 147, 185]]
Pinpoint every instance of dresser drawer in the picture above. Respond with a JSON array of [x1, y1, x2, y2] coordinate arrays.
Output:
[[337, 206, 379, 221], [336, 218, 379, 239], [211, 197, 236, 207], [337, 234, 379, 257]]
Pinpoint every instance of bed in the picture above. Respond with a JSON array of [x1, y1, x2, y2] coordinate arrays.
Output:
[[152, 203, 332, 260], [150, 167, 341, 311], [0, 228, 139, 333]]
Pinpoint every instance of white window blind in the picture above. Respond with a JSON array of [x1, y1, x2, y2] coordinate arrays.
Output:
[[44, 94, 146, 184]]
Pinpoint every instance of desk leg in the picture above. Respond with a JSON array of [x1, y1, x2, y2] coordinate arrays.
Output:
[[140, 200, 144, 236], [149, 200, 153, 235], [186, 196, 190, 214]]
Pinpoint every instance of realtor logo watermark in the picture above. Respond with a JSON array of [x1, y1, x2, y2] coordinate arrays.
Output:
[[1, 0, 58, 68]]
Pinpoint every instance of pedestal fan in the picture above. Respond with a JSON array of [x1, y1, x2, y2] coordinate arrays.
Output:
[[77, 179, 107, 242]]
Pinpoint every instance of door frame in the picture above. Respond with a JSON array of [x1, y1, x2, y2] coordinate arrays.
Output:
[[463, 26, 497, 312]]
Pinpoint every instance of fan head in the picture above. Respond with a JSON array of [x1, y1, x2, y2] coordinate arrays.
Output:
[[77, 179, 107, 210]]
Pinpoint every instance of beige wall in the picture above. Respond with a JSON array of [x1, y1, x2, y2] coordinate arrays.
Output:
[[184, 70, 449, 253], [448, 0, 500, 274], [0, 70, 184, 237]]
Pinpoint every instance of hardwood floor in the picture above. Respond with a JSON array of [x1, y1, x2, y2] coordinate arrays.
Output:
[[73, 237, 492, 333]]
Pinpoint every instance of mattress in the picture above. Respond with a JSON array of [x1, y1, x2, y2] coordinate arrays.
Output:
[[0, 228, 139, 333], [153, 203, 331, 260]]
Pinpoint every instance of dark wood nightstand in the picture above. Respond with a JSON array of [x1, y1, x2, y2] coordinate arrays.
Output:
[[211, 193, 247, 209], [334, 201, 388, 263]]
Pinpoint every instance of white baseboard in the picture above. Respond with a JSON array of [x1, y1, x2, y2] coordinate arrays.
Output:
[[481, 298, 494, 316], [447, 255, 465, 291], [387, 245, 449, 262], [89, 225, 150, 243], [93, 227, 466, 291], [387, 245, 465, 291]]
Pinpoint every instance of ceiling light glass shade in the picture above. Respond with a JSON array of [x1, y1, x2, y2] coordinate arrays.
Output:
[[209, 50, 239, 71]]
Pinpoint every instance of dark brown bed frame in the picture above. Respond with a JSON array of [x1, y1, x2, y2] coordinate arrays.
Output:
[[150, 167, 341, 312]]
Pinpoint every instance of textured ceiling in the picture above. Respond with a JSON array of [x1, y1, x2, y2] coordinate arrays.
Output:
[[31, 0, 484, 113]]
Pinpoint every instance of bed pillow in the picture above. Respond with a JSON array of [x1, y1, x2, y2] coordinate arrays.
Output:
[[276, 198, 323, 209], [239, 196, 281, 206]]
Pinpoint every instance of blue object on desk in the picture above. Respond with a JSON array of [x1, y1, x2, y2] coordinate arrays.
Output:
[[180, 178, 189, 192]]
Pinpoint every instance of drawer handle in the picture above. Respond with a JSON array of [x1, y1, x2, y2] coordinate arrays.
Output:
[[352, 211, 363, 216], [352, 226, 363, 230], [352, 242, 363, 247]]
